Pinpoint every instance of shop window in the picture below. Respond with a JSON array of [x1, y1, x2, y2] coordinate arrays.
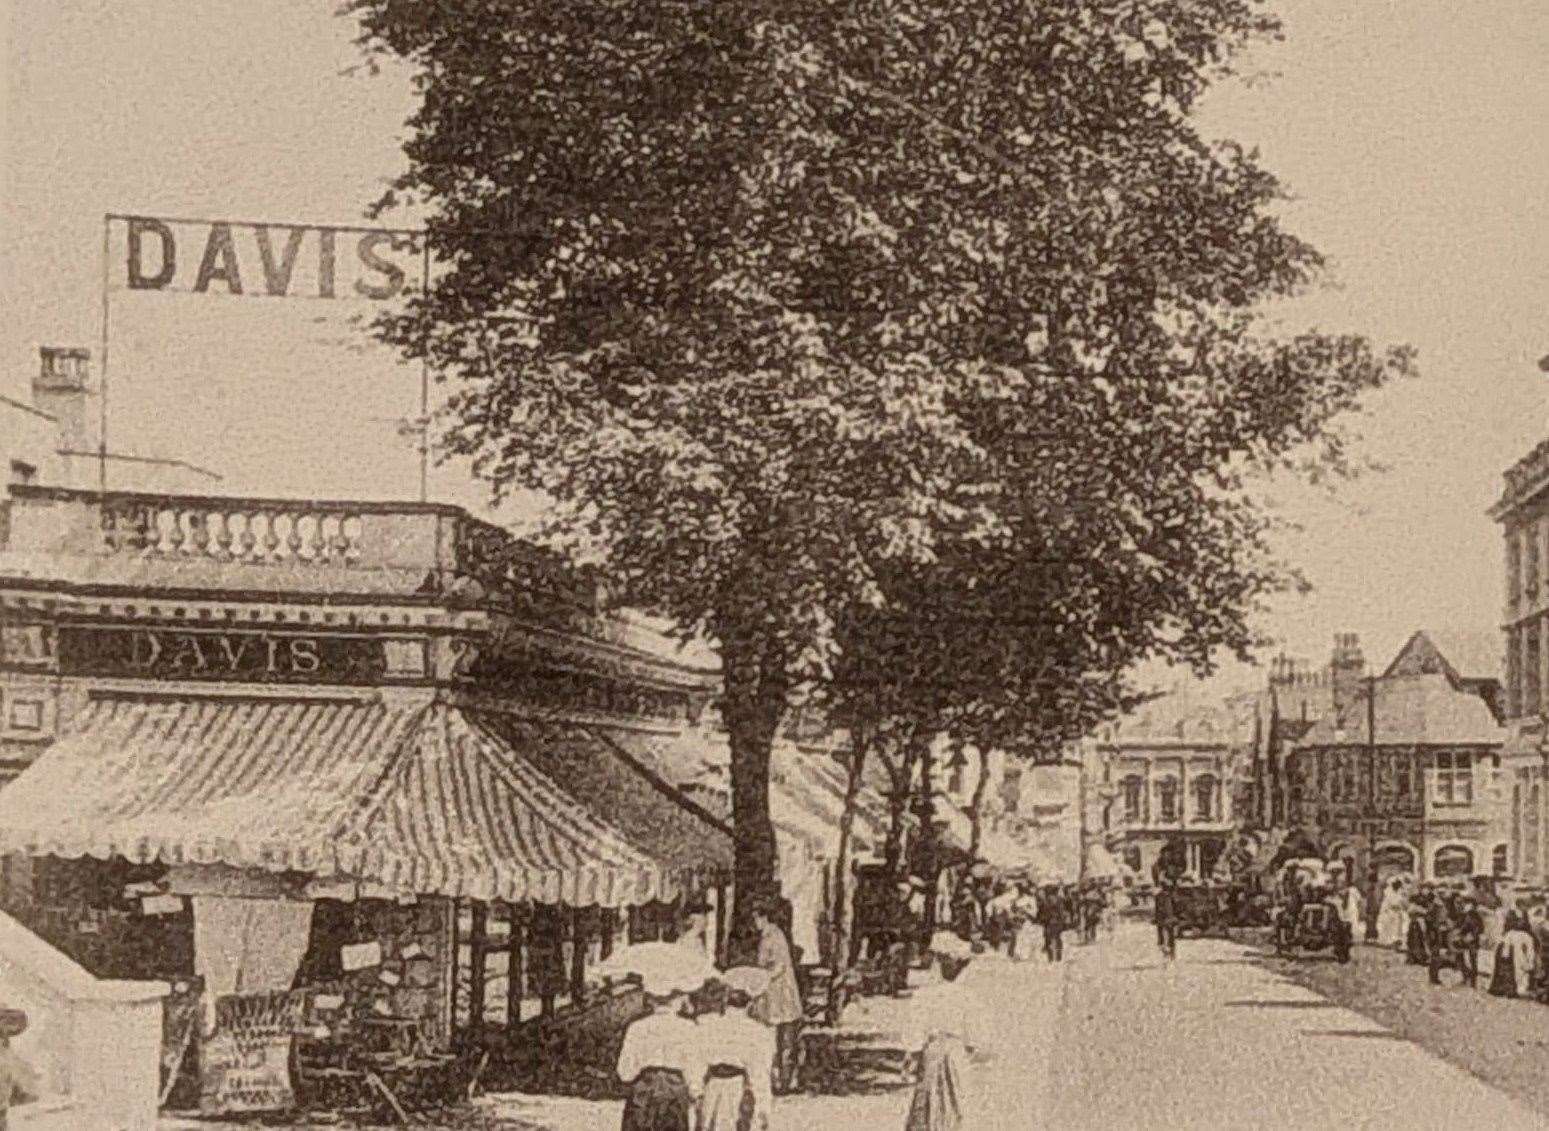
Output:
[[1433, 845, 1474, 879], [1373, 843, 1416, 877]]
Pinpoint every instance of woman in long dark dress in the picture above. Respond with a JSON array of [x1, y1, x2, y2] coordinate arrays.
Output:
[[1489, 912, 1537, 998], [1405, 892, 1431, 966]]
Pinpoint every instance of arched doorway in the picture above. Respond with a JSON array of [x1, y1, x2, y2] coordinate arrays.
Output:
[[1433, 844, 1474, 880]]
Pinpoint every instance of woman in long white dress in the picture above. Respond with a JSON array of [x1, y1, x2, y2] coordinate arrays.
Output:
[[1011, 886, 1040, 962], [1375, 878, 1408, 949], [902, 955, 985, 1131]]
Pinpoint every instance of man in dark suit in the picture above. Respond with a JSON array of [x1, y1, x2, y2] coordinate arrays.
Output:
[[1154, 878, 1178, 959]]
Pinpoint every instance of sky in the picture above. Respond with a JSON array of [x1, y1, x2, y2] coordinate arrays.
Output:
[[3, 0, 1548, 689]]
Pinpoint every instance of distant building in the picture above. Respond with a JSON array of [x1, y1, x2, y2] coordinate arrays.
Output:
[[1280, 631, 1506, 882], [1091, 697, 1245, 880], [1496, 438, 1549, 883], [3, 346, 219, 495]]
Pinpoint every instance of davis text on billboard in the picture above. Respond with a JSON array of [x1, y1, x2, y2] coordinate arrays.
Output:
[[118, 215, 421, 300]]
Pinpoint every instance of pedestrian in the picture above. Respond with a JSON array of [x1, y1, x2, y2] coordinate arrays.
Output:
[[1406, 888, 1432, 966], [1452, 893, 1484, 989], [616, 981, 705, 1131], [1375, 878, 1407, 949], [1488, 912, 1537, 999], [1039, 884, 1067, 962], [749, 899, 804, 1095], [0, 1009, 38, 1131], [1154, 876, 1178, 960], [695, 972, 775, 1131], [902, 950, 982, 1131], [1426, 889, 1454, 985], [1011, 883, 1040, 962]]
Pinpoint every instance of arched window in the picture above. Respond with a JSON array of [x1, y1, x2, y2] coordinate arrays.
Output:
[[1492, 844, 1510, 877], [1373, 843, 1417, 877], [1121, 776, 1144, 821], [1157, 779, 1179, 822], [1433, 845, 1474, 880], [1193, 775, 1217, 821]]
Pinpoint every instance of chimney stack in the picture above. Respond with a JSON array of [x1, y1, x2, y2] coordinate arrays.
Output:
[[1330, 632, 1366, 709], [32, 347, 93, 454]]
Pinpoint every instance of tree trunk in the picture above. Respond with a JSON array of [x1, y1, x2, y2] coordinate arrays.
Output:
[[968, 744, 990, 860], [882, 754, 912, 880], [916, 738, 939, 941], [719, 619, 788, 963], [831, 728, 870, 972]]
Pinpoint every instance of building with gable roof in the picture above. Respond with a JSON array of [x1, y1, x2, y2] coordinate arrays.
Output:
[[1279, 631, 1506, 883]]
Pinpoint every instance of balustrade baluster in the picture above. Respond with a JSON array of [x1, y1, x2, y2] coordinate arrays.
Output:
[[261, 513, 281, 560], [189, 511, 211, 556], [209, 513, 230, 559], [237, 514, 257, 560]]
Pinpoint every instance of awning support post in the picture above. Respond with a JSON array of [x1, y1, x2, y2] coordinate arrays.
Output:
[[569, 908, 587, 1006]]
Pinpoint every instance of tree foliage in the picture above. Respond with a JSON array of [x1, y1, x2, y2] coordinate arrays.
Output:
[[348, 0, 1413, 913]]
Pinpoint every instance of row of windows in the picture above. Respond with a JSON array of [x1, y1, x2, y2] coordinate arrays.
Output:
[[1119, 775, 1219, 823], [1302, 749, 1478, 806]]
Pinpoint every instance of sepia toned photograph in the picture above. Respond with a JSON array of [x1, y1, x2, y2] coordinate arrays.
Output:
[[1, 2, 1546, 1128]]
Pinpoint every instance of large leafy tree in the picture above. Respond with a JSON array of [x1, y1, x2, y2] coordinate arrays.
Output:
[[348, 0, 1412, 938]]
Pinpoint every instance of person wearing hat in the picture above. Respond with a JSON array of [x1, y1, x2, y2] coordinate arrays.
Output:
[[1037, 883, 1068, 962], [1405, 887, 1432, 966], [616, 978, 705, 1131], [877, 881, 919, 995], [1425, 888, 1456, 985], [902, 948, 983, 1131], [0, 1009, 40, 1131], [695, 971, 775, 1131], [1451, 892, 1484, 988], [748, 899, 803, 1096]]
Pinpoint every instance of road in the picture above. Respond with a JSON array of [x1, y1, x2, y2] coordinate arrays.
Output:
[[1046, 923, 1548, 1131]]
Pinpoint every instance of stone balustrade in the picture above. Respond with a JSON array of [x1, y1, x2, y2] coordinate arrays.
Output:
[[99, 496, 366, 563]]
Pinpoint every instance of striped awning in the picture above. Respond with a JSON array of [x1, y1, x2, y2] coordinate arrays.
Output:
[[0, 694, 730, 908]]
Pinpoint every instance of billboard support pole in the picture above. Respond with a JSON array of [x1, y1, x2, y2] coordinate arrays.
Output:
[[98, 214, 112, 493]]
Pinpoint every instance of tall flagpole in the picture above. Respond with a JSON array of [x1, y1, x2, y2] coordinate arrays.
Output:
[[98, 214, 112, 493]]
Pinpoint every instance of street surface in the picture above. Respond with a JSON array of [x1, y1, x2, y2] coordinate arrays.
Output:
[[163, 925, 1549, 1129], [1048, 924, 1548, 1131]]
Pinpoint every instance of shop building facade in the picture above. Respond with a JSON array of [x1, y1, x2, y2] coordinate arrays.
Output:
[[1279, 632, 1507, 883], [0, 481, 733, 1119]]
